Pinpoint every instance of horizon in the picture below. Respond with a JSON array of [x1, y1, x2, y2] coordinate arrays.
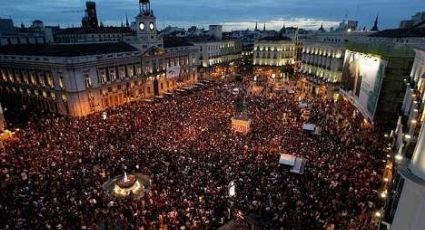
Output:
[[0, 0, 424, 31]]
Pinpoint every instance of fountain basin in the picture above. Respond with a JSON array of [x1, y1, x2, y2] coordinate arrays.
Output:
[[103, 173, 150, 199]]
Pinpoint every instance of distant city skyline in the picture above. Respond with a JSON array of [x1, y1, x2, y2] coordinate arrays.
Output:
[[0, 0, 423, 31]]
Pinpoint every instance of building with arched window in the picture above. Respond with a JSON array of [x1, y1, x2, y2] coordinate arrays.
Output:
[[253, 36, 295, 66]]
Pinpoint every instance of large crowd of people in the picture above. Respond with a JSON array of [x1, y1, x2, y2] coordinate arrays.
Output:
[[0, 77, 386, 229]]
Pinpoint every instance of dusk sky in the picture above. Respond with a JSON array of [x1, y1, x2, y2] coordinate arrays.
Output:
[[0, 0, 423, 31]]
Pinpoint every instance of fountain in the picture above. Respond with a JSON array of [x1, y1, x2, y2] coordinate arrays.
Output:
[[103, 171, 150, 199]]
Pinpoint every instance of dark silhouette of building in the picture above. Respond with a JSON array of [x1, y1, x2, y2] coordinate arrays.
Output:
[[371, 15, 379, 31], [318, 24, 326, 33], [82, 1, 98, 29]]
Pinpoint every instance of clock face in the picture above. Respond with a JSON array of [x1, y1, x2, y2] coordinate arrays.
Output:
[[139, 23, 145, 30], [149, 22, 154, 30]]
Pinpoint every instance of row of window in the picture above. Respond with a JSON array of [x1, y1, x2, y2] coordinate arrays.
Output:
[[302, 55, 344, 66], [0, 85, 67, 101], [0, 68, 65, 90], [96, 56, 190, 85], [0, 37, 46, 46], [200, 53, 241, 61], [303, 48, 343, 58], [301, 67, 341, 83], [206, 55, 240, 66], [302, 61, 343, 72], [254, 46, 295, 52], [200, 43, 238, 52], [253, 60, 294, 66], [255, 53, 294, 59]]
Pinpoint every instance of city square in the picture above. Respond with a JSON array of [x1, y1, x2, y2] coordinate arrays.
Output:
[[0, 78, 387, 229], [0, 0, 425, 229]]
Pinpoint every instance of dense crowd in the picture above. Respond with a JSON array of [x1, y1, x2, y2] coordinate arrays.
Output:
[[0, 78, 386, 229]]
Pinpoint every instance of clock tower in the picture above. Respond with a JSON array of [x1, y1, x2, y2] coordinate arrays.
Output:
[[135, 0, 162, 50]]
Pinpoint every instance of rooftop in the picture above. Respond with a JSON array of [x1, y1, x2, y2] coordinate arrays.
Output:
[[163, 38, 194, 48], [56, 26, 133, 35], [0, 42, 138, 57], [187, 35, 238, 43], [258, 36, 292, 42], [369, 25, 425, 38]]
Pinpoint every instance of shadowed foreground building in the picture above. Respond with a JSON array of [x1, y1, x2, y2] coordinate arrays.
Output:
[[381, 47, 425, 230]]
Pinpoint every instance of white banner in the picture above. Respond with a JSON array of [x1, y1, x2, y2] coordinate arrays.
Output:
[[279, 154, 296, 166], [302, 123, 316, 131], [167, 65, 181, 79], [229, 181, 236, 197]]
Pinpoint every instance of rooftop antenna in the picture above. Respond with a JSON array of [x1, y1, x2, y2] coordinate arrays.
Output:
[[354, 1, 360, 21]]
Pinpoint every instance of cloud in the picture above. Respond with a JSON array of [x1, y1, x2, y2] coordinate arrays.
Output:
[[219, 18, 340, 31], [0, 0, 423, 29]]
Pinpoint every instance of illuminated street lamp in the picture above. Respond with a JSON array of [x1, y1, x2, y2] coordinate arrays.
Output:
[[380, 190, 388, 199], [404, 134, 412, 141], [395, 154, 403, 161]]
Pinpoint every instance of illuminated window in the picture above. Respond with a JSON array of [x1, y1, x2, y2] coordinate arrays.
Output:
[[118, 66, 126, 79], [127, 65, 134, 77], [135, 64, 142, 75], [0, 70, 6, 82], [30, 72, 36, 85], [62, 94, 68, 102], [38, 72, 45, 87], [46, 72, 54, 88], [8, 70, 14, 83], [109, 68, 116, 81], [22, 71, 29, 85], [98, 69, 107, 84], [84, 74, 92, 88], [59, 75, 65, 89]]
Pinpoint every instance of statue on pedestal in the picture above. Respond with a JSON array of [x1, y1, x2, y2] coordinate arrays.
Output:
[[0, 103, 5, 131], [231, 88, 251, 134]]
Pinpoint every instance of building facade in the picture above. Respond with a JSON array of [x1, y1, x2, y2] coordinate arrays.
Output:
[[0, 42, 197, 117], [193, 39, 242, 68], [253, 36, 295, 66], [0, 20, 55, 46], [0, 0, 198, 117], [399, 11, 425, 29], [380, 48, 425, 230], [300, 42, 345, 96]]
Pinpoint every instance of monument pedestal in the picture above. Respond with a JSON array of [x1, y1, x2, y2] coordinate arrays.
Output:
[[0, 103, 5, 131], [231, 118, 251, 134]]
